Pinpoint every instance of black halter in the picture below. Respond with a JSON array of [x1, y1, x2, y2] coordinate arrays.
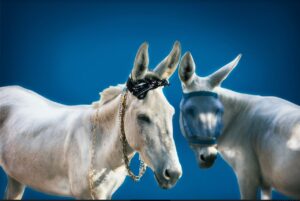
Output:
[[180, 91, 222, 145], [126, 76, 170, 99]]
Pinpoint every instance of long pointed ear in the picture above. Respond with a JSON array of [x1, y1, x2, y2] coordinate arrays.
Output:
[[179, 51, 196, 84], [209, 54, 242, 87], [131, 42, 149, 80], [153, 41, 181, 79]]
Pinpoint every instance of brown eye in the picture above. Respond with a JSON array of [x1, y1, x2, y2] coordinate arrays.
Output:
[[137, 114, 151, 123]]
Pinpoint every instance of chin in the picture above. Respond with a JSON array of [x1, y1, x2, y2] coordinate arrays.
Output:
[[154, 173, 177, 190], [198, 161, 215, 169]]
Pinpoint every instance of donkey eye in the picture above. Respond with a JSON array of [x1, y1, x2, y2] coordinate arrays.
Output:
[[186, 107, 196, 116], [137, 114, 151, 123]]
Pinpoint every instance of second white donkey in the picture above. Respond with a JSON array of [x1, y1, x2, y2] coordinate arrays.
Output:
[[178, 52, 300, 199]]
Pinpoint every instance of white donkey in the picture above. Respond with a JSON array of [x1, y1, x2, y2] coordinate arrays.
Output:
[[178, 52, 300, 199], [0, 42, 182, 199]]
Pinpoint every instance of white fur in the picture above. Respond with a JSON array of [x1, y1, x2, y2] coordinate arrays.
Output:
[[0, 41, 182, 199], [216, 87, 300, 199], [0, 84, 181, 199], [179, 53, 300, 199]]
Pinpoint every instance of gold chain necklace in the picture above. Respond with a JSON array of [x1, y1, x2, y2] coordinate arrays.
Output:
[[118, 89, 147, 182], [88, 89, 147, 199]]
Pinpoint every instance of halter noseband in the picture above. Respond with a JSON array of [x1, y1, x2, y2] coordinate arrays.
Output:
[[181, 91, 221, 145]]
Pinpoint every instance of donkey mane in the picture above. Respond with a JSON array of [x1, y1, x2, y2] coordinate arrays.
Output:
[[92, 84, 125, 108]]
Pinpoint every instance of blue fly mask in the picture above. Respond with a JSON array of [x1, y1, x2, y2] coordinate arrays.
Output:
[[180, 91, 224, 145]]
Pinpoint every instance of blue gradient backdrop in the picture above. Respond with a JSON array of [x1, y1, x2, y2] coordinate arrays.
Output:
[[0, 0, 299, 199]]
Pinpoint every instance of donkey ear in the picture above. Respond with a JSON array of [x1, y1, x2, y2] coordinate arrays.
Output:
[[153, 41, 181, 79], [179, 51, 196, 84], [209, 54, 242, 87], [131, 42, 149, 80]]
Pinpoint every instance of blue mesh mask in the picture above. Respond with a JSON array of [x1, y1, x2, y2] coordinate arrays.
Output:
[[180, 91, 224, 145]]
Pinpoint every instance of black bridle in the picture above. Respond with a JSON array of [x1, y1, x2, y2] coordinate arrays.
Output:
[[126, 76, 170, 99]]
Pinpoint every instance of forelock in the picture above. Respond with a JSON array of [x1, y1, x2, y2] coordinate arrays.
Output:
[[144, 88, 173, 113]]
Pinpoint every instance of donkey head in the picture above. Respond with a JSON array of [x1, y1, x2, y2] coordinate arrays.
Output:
[[178, 52, 241, 168], [124, 42, 182, 189]]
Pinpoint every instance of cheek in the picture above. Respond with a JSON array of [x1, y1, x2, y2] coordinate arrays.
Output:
[[138, 136, 159, 170], [133, 124, 156, 151], [124, 118, 143, 150]]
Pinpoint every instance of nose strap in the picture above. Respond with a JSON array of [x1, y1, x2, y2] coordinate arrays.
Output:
[[182, 91, 218, 100]]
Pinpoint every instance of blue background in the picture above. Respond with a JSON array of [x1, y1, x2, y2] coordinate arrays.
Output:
[[0, 0, 299, 199]]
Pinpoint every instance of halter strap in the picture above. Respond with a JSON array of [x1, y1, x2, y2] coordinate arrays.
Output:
[[183, 91, 218, 99]]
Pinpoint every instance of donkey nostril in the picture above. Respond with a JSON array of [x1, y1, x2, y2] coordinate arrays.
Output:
[[200, 154, 206, 161], [163, 169, 171, 180], [200, 154, 216, 163], [163, 168, 181, 181]]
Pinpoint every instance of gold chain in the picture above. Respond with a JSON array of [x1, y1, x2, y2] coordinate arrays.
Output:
[[118, 89, 147, 182], [88, 89, 147, 199]]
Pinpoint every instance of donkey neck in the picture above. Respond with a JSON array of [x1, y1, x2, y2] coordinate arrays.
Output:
[[91, 93, 135, 170], [214, 87, 258, 144]]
